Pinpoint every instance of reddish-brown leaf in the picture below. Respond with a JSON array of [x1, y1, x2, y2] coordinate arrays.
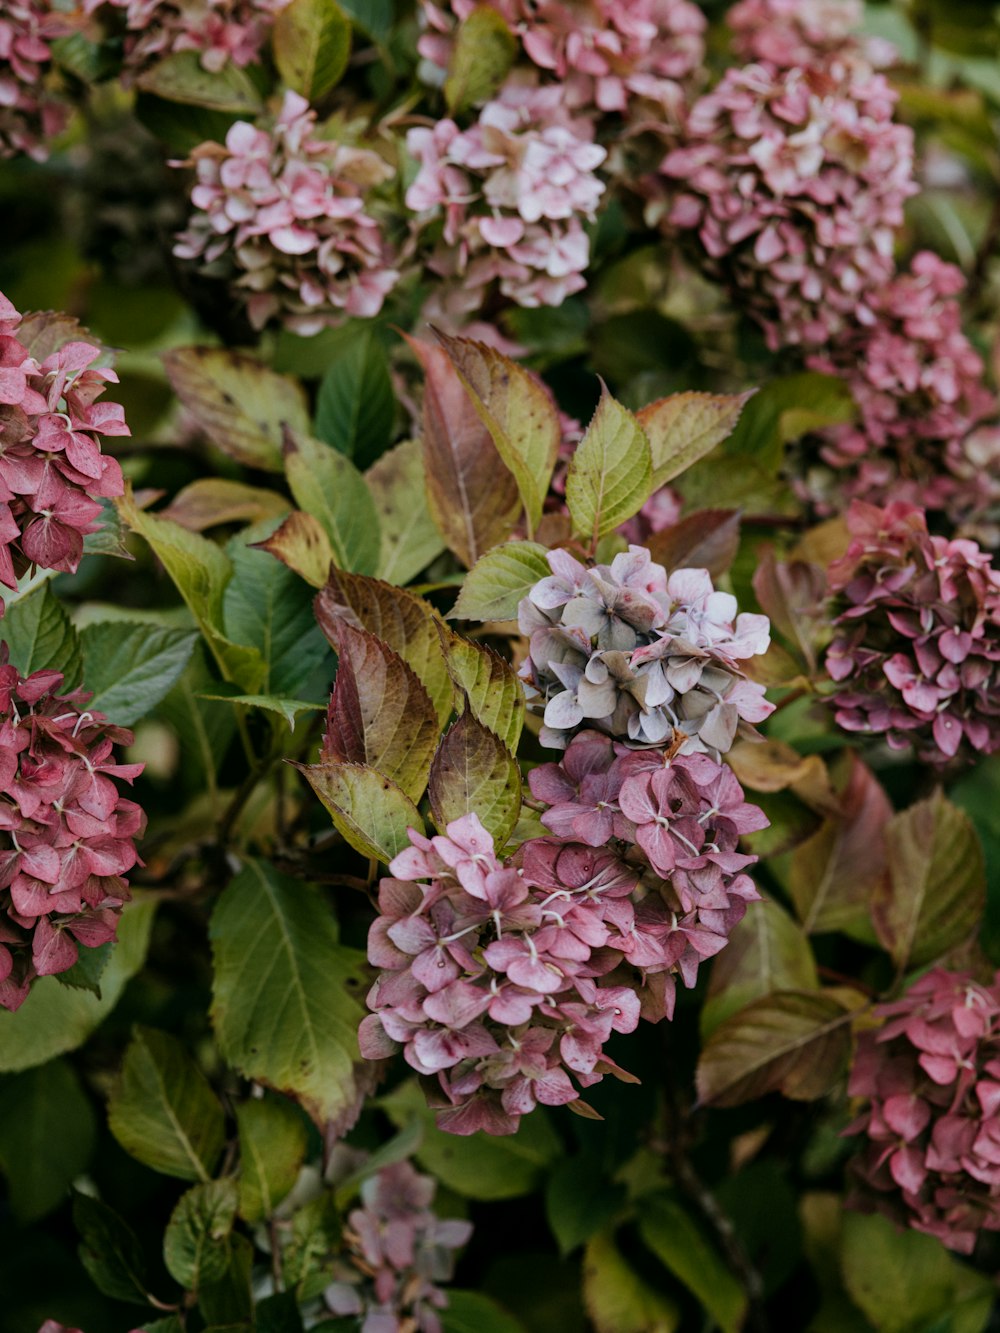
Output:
[[648, 510, 741, 578]]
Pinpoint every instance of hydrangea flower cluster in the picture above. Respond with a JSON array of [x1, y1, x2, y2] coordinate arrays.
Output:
[[0, 292, 128, 612], [418, 0, 706, 116], [92, 0, 289, 75], [846, 968, 1000, 1255], [173, 92, 400, 335], [657, 60, 917, 351], [727, 0, 893, 70], [825, 500, 1000, 763], [0, 1, 71, 161], [518, 547, 773, 755], [0, 661, 145, 1012], [324, 1159, 472, 1332], [804, 253, 998, 523], [406, 82, 606, 313]]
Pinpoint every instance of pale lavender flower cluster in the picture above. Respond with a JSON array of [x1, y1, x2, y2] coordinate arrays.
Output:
[[727, 0, 895, 70], [173, 91, 400, 335], [826, 500, 1000, 764], [418, 0, 706, 116], [91, 0, 290, 75], [324, 1159, 472, 1333], [518, 547, 773, 756], [0, 1, 71, 161], [406, 81, 606, 313], [847, 968, 1000, 1255], [657, 60, 917, 351]]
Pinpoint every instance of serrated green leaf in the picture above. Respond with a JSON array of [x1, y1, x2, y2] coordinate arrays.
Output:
[[315, 326, 394, 468], [636, 390, 754, 487], [300, 761, 425, 862], [450, 541, 550, 621], [428, 711, 521, 845], [0, 1060, 97, 1223], [80, 622, 198, 725], [1, 581, 82, 684], [274, 0, 352, 101], [199, 692, 324, 728], [164, 1179, 238, 1289], [236, 1096, 308, 1223], [565, 390, 653, 545], [442, 630, 524, 751], [285, 434, 381, 576], [366, 439, 447, 586], [55, 940, 113, 997]]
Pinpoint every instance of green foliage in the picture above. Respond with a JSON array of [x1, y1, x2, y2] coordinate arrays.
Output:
[[314, 325, 395, 468], [428, 710, 522, 844], [80, 622, 198, 724], [300, 760, 426, 861], [0, 1060, 97, 1222], [273, 0, 352, 102], [1, 580, 82, 684], [565, 390, 653, 545], [450, 540, 550, 621], [236, 1096, 309, 1223], [284, 433, 382, 576], [443, 9, 517, 115], [164, 1179, 239, 1289]]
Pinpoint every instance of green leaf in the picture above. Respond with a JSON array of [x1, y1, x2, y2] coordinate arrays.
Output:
[[108, 1027, 225, 1182], [299, 761, 425, 862], [199, 691, 324, 728], [337, 0, 391, 39], [164, 1179, 238, 1290], [162, 347, 310, 472], [84, 494, 133, 558], [273, 0, 352, 101], [583, 1231, 680, 1333], [434, 331, 561, 535], [80, 622, 198, 725], [442, 630, 524, 751], [156, 642, 238, 797], [281, 1191, 341, 1293], [428, 711, 521, 845], [443, 8, 516, 114], [636, 390, 754, 487], [136, 51, 264, 111], [366, 439, 447, 586], [874, 790, 986, 971], [1, 581, 82, 684], [315, 326, 394, 468], [701, 899, 819, 1038], [255, 510, 335, 589], [285, 433, 381, 576], [565, 389, 653, 545], [840, 1212, 957, 1333], [0, 899, 156, 1072], [696, 990, 854, 1108], [256, 1292, 306, 1333], [55, 940, 113, 997], [545, 1156, 627, 1256], [450, 541, 550, 622], [210, 859, 365, 1126], [198, 1232, 254, 1326], [725, 372, 855, 462], [236, 1096, 308, 1224], [73, 1189, 148, 1305], [441, 1291, 526, 1333], [323, 622, 440, 802], [638, 1195, 748, 1333], [0, 1059, 97, 1223]]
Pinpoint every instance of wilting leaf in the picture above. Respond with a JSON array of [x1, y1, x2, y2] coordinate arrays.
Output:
[[444, 7, 516, 114], [702, 900, 819, 1037], [316, 568, 453, 724], [874, 790, 986, 970], [256, 510, 334, 589], [81, 623, 198, 725], [636, 391, 754, 487], [314, 325, 394, 468], [583, 1231, 680, 1333], [366, 438, 447, 585], [323, 623, 439, 802], [727, 738, 831, 801], [108, 1026, 225, 1182], [639, 1195, 747, 1333], [752, 549, 827, 673], [160, 479, 290, 532], [428, 711, 521, 845], [410, 338, 521, 567], [435, 331, 561, 535], [647, 510, 741, 578], [136, 51, 263, 111], [273, 0, 352, 101], [450, 540, 550, 621], [210, 859, 365, 1126], [284, 432, 381, 576], [162, 348, 309, 471], [696, 990, 854, 1107], [299, 761, 425, 862], [441, 630, 525, 751], [164, 1179, 238, 1290], [1, 580, 82, 685], [566, 389, 653, 544]]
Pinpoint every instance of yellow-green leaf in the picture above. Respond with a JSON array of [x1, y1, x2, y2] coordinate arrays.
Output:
[[428, 711, 521, 845], [565, 389, 653, 545], [299, 761, 425, 862]]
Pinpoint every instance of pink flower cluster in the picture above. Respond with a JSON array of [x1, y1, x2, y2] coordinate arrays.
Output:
[[658, 60, 917, 351], [324, 1159, 472, 1333], [0, 293, 128, 612], [93, 0, 289, 75], [0, 1, 71, 161], [0, 661, 145, 1012], [846, 968, 1000, 1254], [727, 0, 894, 71], [825, 500, 1000, 763], [418, 0, 706, 116], [804, 253, 999, 524], [518, 546, 772, 756], [174, 92, 400, 335], [406, 82, 606, 313]]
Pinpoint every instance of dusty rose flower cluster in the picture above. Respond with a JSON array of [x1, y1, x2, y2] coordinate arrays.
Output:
[[0, 292, 128, 612], [324, 1159, 472, 1332], [825, 500, 1000, 763], [92, 0, 289, 74], [0, 1, 71, 161], [727, 0, 894, 70], [804, 253, 999, 524], [657, 60, 917, 351], [173, 92, 400, 335], [846, 968, 1000, 1255], [519, 547, 772, 756], [406, 82, 606, 313], [0, 662, 145, 1013], [418, 0, 706, 116]]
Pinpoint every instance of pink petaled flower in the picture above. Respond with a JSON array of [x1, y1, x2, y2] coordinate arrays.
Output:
[[406, 81, 606, 314], [825, 499, 1000, 764], [0, 658, 146, 1012], [846, 968, 1000, 1254], [172, 91, 400, 335], [0, 1, 73, 160], [324, 1158, 472, 1333], [0, 294, 128, 612], [518, 546, 773, 757], [727, 0, 896, 71], [654, 60, 916, 352], [93, 0, 291, 76]]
